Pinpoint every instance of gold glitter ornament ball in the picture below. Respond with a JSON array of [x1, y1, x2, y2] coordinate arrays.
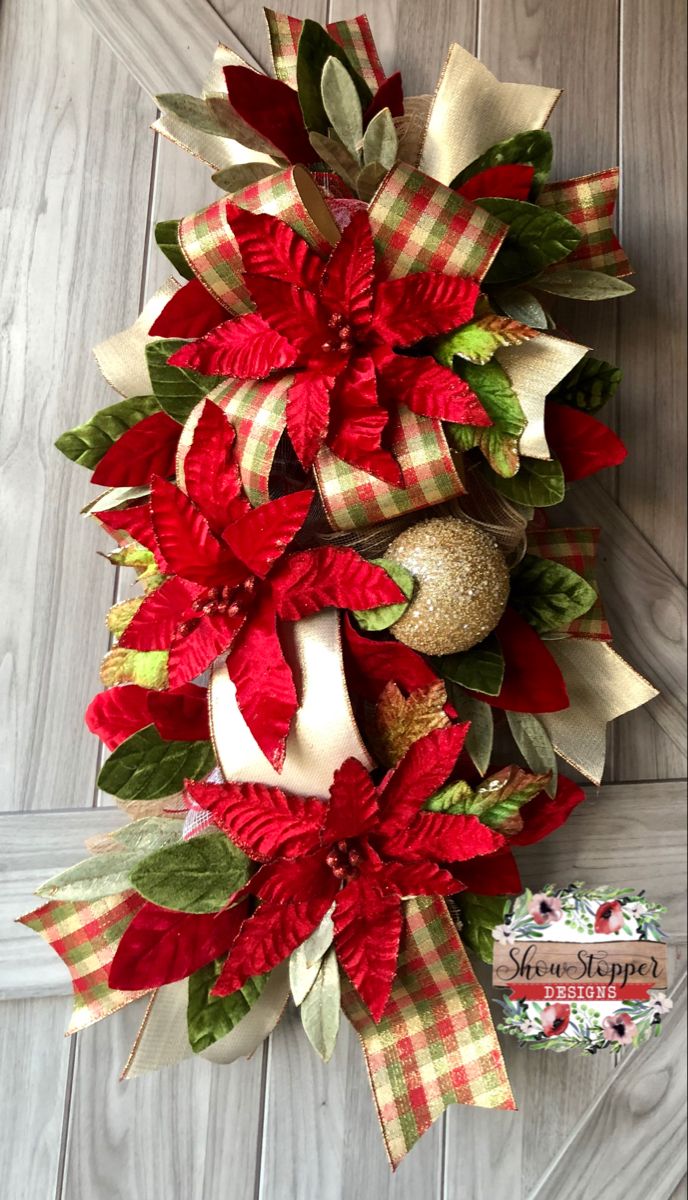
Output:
[[386, 517, 510, 655]]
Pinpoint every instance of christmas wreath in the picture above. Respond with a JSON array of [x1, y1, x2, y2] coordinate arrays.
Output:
[[21, 10, 658, 1168]]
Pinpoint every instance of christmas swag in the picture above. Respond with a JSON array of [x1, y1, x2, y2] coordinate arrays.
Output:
[[23, 10, 659, 1169]]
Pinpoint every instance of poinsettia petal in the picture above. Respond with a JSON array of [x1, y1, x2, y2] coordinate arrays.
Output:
[[342, 617, 440, 701], [377, 353, 491, 425], [457, 164, 535, 203], [270, 546, 404, 620], [327, 356, 401, 484], [168, 313, 297, 379], [334, 872, 403, 1021], [212, 893, 334, 996], [380, 811, 505, 863], [149, 277, 230, 338], [378, 723, 471, 833], [147, 683, 210, 742], [227, 599, 297, 771], [91, 412, 180, 486], [181, 399, 248, 533], [364, 71, 404, 122], [244, 274, 330, 356], [108, 901, 246, 990], [151, 476, 246, 587], [85, 685, 153, 749], [374, 272, 479, 346], [223, 490, 313, 579], [323, 758, 379, 842], [381, 861, 461, 897], [97, 502, 161, 560], [545, 402, 627, 482], [226, 203, 325, 291], [285, 371, 332, 469], [509, 775, 585, 846], [167, 609, 246, 688], [223, 66, 314, 165], [186, 779, 325, 860], [474, 607, 570, 713], [453, 849, 522, 895], [118, 577, 201, 650], [319, 209, 375, 334], [250, 854, 335, 904]]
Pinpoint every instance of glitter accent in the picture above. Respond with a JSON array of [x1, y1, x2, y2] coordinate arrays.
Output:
[[387, 517, 509, 654]]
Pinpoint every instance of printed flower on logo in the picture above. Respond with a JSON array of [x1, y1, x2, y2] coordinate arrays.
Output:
[[528, 893, 564, 926], [98, 401, 403, 769], [186, 724, 505, 1021], [594, 899, 624, 934], [492, 923, 516, 946], [602, 1012, 637, 1045], [541, 1003, 571, 1038]]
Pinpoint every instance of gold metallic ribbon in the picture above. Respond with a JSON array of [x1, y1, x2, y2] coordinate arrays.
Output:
[[93, 278, 179, 398], [498, 334, 589, 460]]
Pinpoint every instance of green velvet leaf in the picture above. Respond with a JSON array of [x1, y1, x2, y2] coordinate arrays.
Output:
[[510, 553, 597, 634], [447, 360, 526, 477], [211, 162, 278, 193], [451, 130, 553, 192], [353, 559, 414, 631], [435, 633, 505, 697], [55, 396, 161, 469], [479, 199, 582, 287], [433, 315, 534, 367], [444, 683, 494, 776], [154, 219, 194, 281], [130, 831, 248, 912], [506, 710, 558, 798], [299, 947, 341, 1062], [97, 724, 215, 801], [321, 56, 363, 156], [36, 850, 140, 901], [100, 648, 169, 690], [290, 909, 335, 1005], [112, 816, 185, 853], [187, 957, 267, 1053], [548, 355, 622, 413], [426, 765, 548, 832], [456, 892, 508, 964], [296, 19, 372, 134], [362, 107, 397, 169], [156, 93, 229, 136], [495, 287, 550, 330], [535, 267, 635, 300], [487, 458, 565, 507], [107, 541, 166, 594], [146, 340, 224, 423], [308, 131, 360, 190]]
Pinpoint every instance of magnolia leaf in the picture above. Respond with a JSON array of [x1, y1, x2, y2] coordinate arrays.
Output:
[[370, 680, 450, 767], [107, 540, 166, 594], [536, 267, 635, 300], [211, 162, 278, 192], [362, 107, 398, 169], [480, 199, 582, 287], [145, 340, 224, 424], [308, 131, 359, 189], [451, 130, 553, 192], [100, 647, 169, 689], [300, 947, 341, 1062], [130, 831, 248, 913], [510, 554, 597, 635], [448, 360, 526, 477], [355, 160, 388, 202], [296, 19, 372, 134], [55, 396, 162, 470], [436, 634, 505, 697], [496, 287, 550, 330], [548, 355, 622, 413], [112, 816, 185, 853], [36, 849, 140, 901], [98, 724, 215, 801], [487, 458, 565, 507], [290, 908, 335, 1005], [506, 711, 558, 798], [156, 93, 229, 137], [106, 596, 144, 638], [434, 315, 537, 367], [353, 559, 414, 631], [445, 683, 494, 776], [456, 892, 508, 963], [154, 219, 194, 281], [321, 56, 364, 156], [188, 957, 267, 1053]]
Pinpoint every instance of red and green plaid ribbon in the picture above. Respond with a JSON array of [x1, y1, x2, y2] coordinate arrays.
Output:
[[18, 892, 148, 1033], [215, 376, 292, 506], [343, 896, 515, 1169], [265, 9, 386, 90], [538, 169, 632, 277], [527, 526, 611, 640]]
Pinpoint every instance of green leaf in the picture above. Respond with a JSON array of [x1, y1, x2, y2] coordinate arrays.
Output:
[[296, 19, 372, 134], [321, 56, 363, 156], [130, 831, 248, 912], [299, 947, 341, 1062], [451, 130, 553, 192], [433, 315, 535, 367], [436, 634, 505, 696], [107, 541, 166, 594], [535, 267, 635, 300], [97, 724, 216, 801], [495, 287, 550, 330], [445, 683, 494, 776], [505, 711, 558, 797], [510, 553, 596, 634], [353, 559, 414, 631], [547, 355, 622, 413], [112, 816, 185, 853], [362, 107, 398, 169], [448, 360, 526, 477], [156, 93, 229, 137], [425, 779, 475, 813], [36, 850, 140, 901], [145, 340, 224, 423], [487, 457, 565, 507], [290, 909, 334, 1005], [100, 647, 169, 689], [426, 764, 548, 832], [154, 219, 194, 281], [457, 892, 508, 963], [212, 163, 277, 193], [308, 131, 360, 190], [55, 396, 161, 469], [187, 958, 266, 1053], [479, 199, 582, 287], [355, 160, 388, 203]]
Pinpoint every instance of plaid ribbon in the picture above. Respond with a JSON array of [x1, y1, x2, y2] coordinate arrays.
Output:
[[343, 896, 515, 1169], [527, 526, 611, 640], [538, 169, 632, 277], [19, 892, 148, 1033], [265, 9, 386, 90], [215, 376, 291, 506]]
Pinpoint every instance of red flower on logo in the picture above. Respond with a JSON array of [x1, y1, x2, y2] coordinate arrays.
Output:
[[99, 401, 403, 768], [602, 1011, 637, 1045], [594, 899, 624, 934], [165, 208, 489, 483], [187, 724, 505, 1020], [541, 1003, 571, 1038]]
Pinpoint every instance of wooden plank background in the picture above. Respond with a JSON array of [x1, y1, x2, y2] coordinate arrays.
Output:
[[0, 1, 685, 1197]]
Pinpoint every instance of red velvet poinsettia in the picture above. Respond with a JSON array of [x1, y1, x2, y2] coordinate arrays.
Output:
[[186, 723, 506, 1020], [103, 400, 403, 768], [164, 208, 490, 483]]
